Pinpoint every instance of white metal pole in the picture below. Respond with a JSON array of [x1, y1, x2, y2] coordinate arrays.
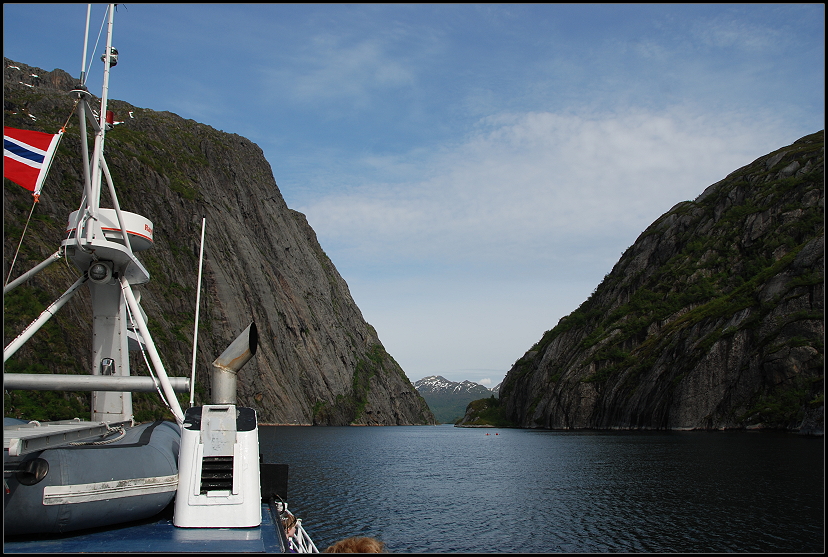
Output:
[[3, 250, 63, 294], [88, 4, 114, 218], [120, 276, 185, 424], [76, 97, 93, 225], [189, 216, 206, 407], [3, 374, 190, 393], [81, 4, 91, 84], [4, 275, 88, 362], [100, 157, 134, 256]]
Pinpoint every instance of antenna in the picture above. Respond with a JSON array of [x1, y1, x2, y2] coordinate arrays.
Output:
[[189, 215, 207, 407], [80, 4, 91, 84]]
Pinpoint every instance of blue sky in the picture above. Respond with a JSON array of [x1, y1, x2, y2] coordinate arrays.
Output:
[[4, 4, 824, 387]]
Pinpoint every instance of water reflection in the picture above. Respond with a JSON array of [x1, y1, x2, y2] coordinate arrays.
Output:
[[260, 426, 823, 553]]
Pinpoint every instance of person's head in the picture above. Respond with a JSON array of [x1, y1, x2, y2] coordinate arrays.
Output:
[[280, 511, 298, 538], [324, 536, 385, 553]]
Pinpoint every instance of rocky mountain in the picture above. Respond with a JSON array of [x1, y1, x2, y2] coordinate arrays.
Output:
[[3, 58, 435, 426], [500, 131, 824, 433], [414, 375, 497, 424], [414, 375, 495, 395]]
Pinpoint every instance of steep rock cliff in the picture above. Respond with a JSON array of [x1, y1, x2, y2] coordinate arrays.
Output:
[[500, 131, 824, 432], [3, 59, 435, 426]]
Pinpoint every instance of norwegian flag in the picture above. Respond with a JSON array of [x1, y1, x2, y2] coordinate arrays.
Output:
[[4, 126, 63, 198]]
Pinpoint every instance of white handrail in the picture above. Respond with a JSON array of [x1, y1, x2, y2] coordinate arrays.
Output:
[[292, 520, 320, 553]]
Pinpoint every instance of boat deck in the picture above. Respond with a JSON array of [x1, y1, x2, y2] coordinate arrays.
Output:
[[3, 502, 286, 553]]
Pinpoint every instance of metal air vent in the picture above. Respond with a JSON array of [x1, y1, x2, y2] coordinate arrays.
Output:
[[200, 456, 233, 493]]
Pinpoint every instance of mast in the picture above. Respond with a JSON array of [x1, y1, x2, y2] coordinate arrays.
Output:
[[87, 3, 114, 222], [4, 4, 188, 426], [64, 4, 185, 425]]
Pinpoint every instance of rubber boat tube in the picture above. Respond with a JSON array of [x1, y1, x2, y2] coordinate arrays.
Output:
[[3, 420, 180, 535]]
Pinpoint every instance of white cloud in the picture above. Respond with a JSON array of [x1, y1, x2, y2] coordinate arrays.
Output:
[[4, 4, 822, 390], [258, 22, 439, 113], [300, 104, 801, 384], [301, 105, 791, 271], [289, 38, 414, 101], [691, 14, 782, 51]]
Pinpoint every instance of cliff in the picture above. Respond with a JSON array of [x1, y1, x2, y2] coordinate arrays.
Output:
[[500, 131, 824, 433], [3, 59, 435, 426]]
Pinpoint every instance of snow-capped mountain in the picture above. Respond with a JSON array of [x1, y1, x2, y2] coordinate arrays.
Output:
[[413, 375, 494, 395], [413, 376, 500, 423]]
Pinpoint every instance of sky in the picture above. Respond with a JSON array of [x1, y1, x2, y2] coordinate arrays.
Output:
[[4, 4, 825, 388]]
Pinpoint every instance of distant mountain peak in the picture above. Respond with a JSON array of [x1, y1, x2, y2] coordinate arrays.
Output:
[[414, 375, 497, 395], [413, 375, 502, 423]]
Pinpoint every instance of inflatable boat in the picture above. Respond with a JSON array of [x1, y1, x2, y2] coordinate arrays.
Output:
[[4, 419, 180, 535]]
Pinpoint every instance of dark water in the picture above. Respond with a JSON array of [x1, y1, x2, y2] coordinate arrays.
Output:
[[260, 425, 823, 553]]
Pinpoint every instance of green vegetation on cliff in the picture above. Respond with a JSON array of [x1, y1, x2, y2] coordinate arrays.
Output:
[[4, 58, 434, 426], [457, 395, 516, 427], [501, 131, 824, 431]]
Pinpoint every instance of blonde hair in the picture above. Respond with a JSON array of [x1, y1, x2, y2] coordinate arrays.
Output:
[[324, 536, 385, 553], [280, 511, 297, 531]]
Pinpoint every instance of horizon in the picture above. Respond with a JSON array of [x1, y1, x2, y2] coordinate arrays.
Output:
[[3, 4, 824, 388]]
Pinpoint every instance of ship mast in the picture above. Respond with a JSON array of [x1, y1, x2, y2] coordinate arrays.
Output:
[[3, 4, 187, 424], [66, 3, 185, 425]]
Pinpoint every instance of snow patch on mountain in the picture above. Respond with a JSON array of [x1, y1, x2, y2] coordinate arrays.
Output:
[[413, 375, 500, 395]]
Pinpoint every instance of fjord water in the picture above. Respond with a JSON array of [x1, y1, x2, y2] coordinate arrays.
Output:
[[260, 425, 823, 553]]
